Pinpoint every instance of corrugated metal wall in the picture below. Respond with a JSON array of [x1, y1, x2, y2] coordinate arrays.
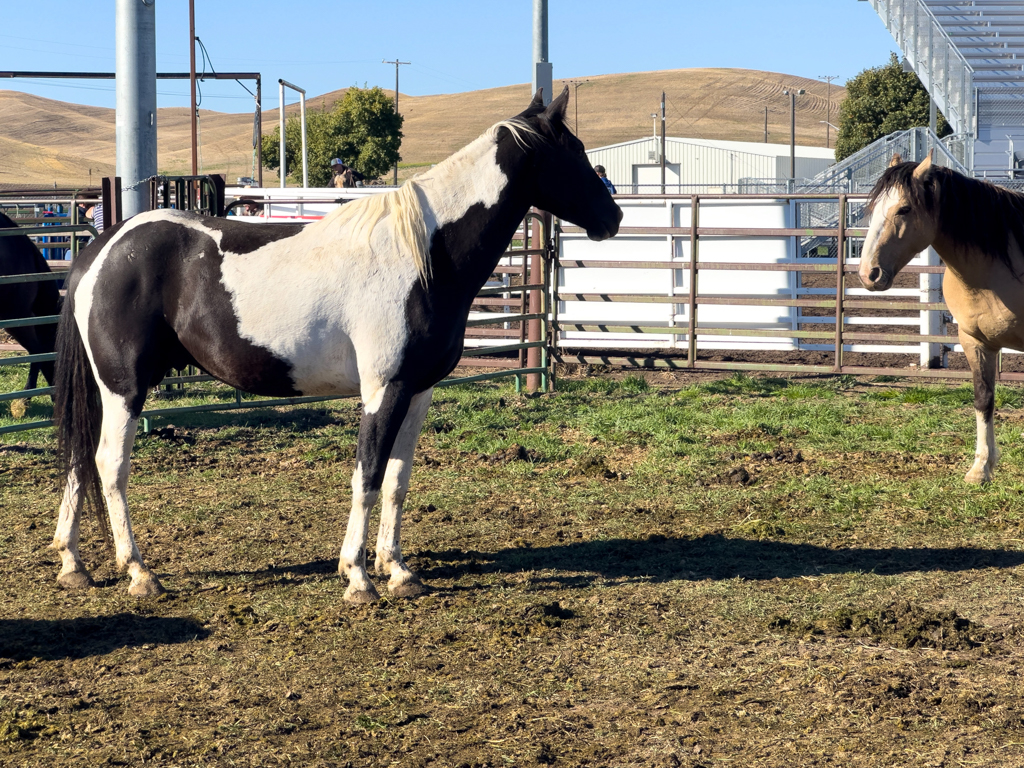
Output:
[[587, 137, 834, 190]]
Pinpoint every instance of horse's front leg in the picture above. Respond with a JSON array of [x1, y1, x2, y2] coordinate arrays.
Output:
[[962, 333, 1000, 484], [375, 387, 434, 597], [339, 382, 414, 604]]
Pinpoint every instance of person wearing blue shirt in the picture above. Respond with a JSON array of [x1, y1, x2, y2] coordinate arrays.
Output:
[[594, 165, 616, 194]]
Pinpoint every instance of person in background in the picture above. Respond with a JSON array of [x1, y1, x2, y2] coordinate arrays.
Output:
[[326, 158, 356, 189], [594, 165, 616, 194]]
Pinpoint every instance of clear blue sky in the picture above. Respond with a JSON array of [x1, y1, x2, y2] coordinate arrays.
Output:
[[1, 1, 898, 111]]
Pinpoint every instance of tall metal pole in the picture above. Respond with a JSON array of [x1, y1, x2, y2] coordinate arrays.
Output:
[[383, 59, 410, 185], [532, 0, 552, 104], [279, 80, 286, 188], [660, 91, 666, 194], [189, 0, 197, 175], [115, 0, 158, 218], [765, 107, 768, 143]]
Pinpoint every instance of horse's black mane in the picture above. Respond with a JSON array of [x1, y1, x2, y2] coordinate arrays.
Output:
[[869, 161, 1024, 275]]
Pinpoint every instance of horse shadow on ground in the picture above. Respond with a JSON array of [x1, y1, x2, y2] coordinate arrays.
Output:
[[415, 534, 1024, 588], [202, 534, 1024, 590], [0, 614, 209, 662]]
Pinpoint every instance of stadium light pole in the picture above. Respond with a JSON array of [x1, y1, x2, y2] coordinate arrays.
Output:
[[383, 59, 410, 185], [782, 88, 805, 179]]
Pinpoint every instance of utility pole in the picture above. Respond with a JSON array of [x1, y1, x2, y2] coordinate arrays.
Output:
[[764, 106, 768, 143], [189, 0, 197, 175], [660, 91, 666, 194], [819, 75, 838, 149], [782, 88, 804, 179], [383, 58, 410, 185], [567, 79, 589, 135]]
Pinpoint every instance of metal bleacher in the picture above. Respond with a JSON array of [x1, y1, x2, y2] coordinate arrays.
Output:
[[865, 0, 1024, 181]]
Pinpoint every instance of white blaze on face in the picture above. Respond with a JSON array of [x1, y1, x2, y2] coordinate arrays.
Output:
[[860, 187, 900, 278]]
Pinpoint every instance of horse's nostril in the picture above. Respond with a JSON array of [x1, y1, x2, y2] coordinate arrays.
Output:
[[868, 267, 882, 283]]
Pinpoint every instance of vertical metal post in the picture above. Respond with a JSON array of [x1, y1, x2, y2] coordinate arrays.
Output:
[[299, 91, 308, 188], [115, 0, 158, 218], [532, 0, 552, 105], [660, 92, 667, 193], [687, 195, 699, 367], [835, 194, 846, 372], [278, 80, 286, 188], [527, 212, 545, 392], [189, 0, 197, 176], [256, 75, 263, 188]]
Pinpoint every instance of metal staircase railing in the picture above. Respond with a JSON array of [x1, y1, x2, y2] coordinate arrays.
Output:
[[867, 0, 976, 156], [809, 126, 968, 192]]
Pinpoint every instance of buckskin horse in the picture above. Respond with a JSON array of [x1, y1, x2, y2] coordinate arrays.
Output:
[[53, 88, 622, 602], [860, 150, 1024, 484]]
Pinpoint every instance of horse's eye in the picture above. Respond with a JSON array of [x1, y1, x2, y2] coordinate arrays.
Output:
[[895, 206, 911, 217]]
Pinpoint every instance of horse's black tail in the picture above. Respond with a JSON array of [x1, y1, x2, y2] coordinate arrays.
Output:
[[53, 299, 109, 543]]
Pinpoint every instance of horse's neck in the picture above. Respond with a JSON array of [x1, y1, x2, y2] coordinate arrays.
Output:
[[417, 133, 530, 290]]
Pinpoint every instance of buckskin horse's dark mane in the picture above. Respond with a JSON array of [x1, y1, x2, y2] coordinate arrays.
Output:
[[868, 161, 1024, 276]]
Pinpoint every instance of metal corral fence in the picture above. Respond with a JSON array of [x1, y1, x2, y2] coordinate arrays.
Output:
[[552, 191, 1024, 382], [0, 187, 551, 436]]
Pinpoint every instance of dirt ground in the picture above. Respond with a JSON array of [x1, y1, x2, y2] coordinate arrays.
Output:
[[3, 378, 1024, 767]]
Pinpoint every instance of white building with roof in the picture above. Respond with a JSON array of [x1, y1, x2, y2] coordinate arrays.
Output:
[[586, 136, 835, 192]]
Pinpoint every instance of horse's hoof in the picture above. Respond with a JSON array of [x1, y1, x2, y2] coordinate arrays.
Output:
[[389, 577, 427, 598], [964, 468, 991, 485], [344, 585, 380, 605], [128, 573, 165, 598], [57, 569, 96, 590]]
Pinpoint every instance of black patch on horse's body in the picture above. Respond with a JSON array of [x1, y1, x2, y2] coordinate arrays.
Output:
[[870, 163, 1024, 277], [80, 214, 305, 411], [0, 211, 61, 388]]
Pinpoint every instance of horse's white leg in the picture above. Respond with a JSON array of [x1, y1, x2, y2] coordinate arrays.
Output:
[[339, 382, 413, 604], [962, 334, 999, 484], [52, 462, 95, 589], [375, 387, 433, 597], [95, 387, 163, 596]]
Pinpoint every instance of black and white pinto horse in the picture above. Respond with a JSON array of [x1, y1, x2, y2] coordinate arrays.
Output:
[[53, 88, 622, 602], [0, 211, 62, 392]]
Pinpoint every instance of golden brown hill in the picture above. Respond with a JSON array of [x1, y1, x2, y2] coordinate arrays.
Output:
[[0, 68, 843, 189]]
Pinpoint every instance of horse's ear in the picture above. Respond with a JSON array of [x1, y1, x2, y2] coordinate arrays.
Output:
[[544, 85, 570, 123], [518, 89, 547, 119], [913, 149, 934, 179], [889, 153, 903, 167]]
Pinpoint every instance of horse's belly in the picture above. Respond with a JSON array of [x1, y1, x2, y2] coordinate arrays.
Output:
[[288, 337, 362, 396]]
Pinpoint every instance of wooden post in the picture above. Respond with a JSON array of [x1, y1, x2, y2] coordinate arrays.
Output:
[[101, 176, 123, 229]]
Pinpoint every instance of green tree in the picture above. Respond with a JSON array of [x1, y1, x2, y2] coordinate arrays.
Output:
[[261, 86, 403, 186], [834, 53, 951, 161]]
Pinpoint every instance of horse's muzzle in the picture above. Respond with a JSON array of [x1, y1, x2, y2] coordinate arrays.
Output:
[[587, 208, 623, 241], [860, 266, 893, 292]]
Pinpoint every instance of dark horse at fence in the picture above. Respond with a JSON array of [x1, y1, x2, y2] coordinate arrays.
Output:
[[0, 210, 61, 393], [53, 88, 622, 601], [861, 150, 1024, 484]]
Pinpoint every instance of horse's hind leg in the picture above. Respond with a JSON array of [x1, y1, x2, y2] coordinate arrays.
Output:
[[375, 387, 434, 597], [95, 387, 164, 596], [53, 463, 95, 589], [339, 382, 414, 604], [962, 334, 999, 484]]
